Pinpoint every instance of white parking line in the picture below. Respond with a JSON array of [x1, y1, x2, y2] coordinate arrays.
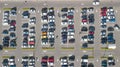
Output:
[[43, 50, 47, 52], [38, 10, 39, 13], [115, 10, 117, 13], [18, 59, 19, 61], [96, 59, 99, 62], [96, 10, 98, 12], [81, 3, 84, 5], [5, 50, 8, 52], [57, 59, 59, 61], [77, 59, 79, 62], [117, 59, 119, 62], [29, 54, 33, 56], [18, 11, 20, 13], [57, 10, 59, 13], [76, 10, 78, 13], [83, 50, 87, 53], [4, 3, 8, 6]]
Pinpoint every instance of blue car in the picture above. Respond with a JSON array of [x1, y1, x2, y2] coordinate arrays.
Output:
[[101, 18, 107, 23], [109, 18, 115, 22]]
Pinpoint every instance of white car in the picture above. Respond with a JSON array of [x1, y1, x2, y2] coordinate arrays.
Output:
[[29, 8, 36, 13], [93, 1, 100, 5], [41, 41, 48, 45], [48, 15, 55, 19], [2, 22, 9, 26], [48, 34, 55, 38], [61, 62, 68, 65], [8, 61, 15, 65], [68, 35, 74, 39], [68, 32, 74, 35], [48, 62, 54, 66], [49, 18, 55, 22]]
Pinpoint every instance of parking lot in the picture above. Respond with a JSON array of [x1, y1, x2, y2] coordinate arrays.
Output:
[[0, 0, 120, 67]]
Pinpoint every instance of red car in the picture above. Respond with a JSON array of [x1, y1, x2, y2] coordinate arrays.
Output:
[[10, 21, 16, 26], [68, 24, 74, 29], [42, 56, 48, 62], [67, 15, 73, 19], [28, 41, 35, 45], [101, 12, 107, 16], [101, 7, 107, 12], [89, 31, 94, 35], [48, 56, 54, 62], [82, 19, 87, 22]]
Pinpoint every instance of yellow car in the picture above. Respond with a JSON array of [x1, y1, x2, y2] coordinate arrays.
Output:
[[41, 35, 47, 39], [42, 32, 47, 36]]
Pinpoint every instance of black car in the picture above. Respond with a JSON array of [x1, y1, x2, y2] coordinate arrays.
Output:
[[69, 63, 74, 67], [69, 55, 75, 61], [69, 38, 75, 43], [89, 26, 95, 31], [81, 62, 87, 67], [89, 16, 94, 24], [11, 7, 17, 15], [101, 24, 107, 29], [10, 39, 17, 47], [82, 15, 87, 19], [41, 7, 47, 13], [61, 8, 68, 12], [2, 30, 9, 34], [108, 57, 115, 66], [88, 63, 94, 67], [107, 26, 114, 31], [81, 26, 88, 32], [22, 23, 28, 28], [3, 40, 9, 47], [10, 32, 16, 38], [0, 45, 3, 50], [2, 59, 9, 66], [101, 37, 107, 44], [9, 27, 16, 32], [82, 43, 88, 48], [3, 36, 10, 41]]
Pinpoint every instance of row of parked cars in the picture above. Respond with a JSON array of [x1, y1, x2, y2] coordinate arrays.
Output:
[[81, 7, 94, 25], [41, 56, 54, 67], [61, 8, 75, 44], [101, 55, 115, 67], [2, 56, 16, 67], [2, 7, 17, 48], [60, 55, 75, 67], [100, 7, 116, 49], [22, 9, 36, 48], [81, 55, 94, 67], [22, 56, 35, 67], [41, 7, 55, 46], [81, 7, 95, 48]]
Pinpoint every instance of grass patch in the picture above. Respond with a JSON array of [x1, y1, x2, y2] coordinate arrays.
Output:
[[81, 47, 94, 50], [42, 47, 55, 50], [2, 56, 10, 58], [3, 8, 11, 10], [101, 56, 108, 59], [3, 47, 16, 50], [61, 47, 74, 50], [22, 8, 29, 10], [101, 47, 113, 50], [88, 56, 94, 59], [22, 48, 35, 50]]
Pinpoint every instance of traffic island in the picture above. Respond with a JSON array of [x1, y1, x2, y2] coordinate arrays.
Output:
[[42, 47, 55, 50], [61, 47, 74, 50], [81, 47, 94, 50]]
